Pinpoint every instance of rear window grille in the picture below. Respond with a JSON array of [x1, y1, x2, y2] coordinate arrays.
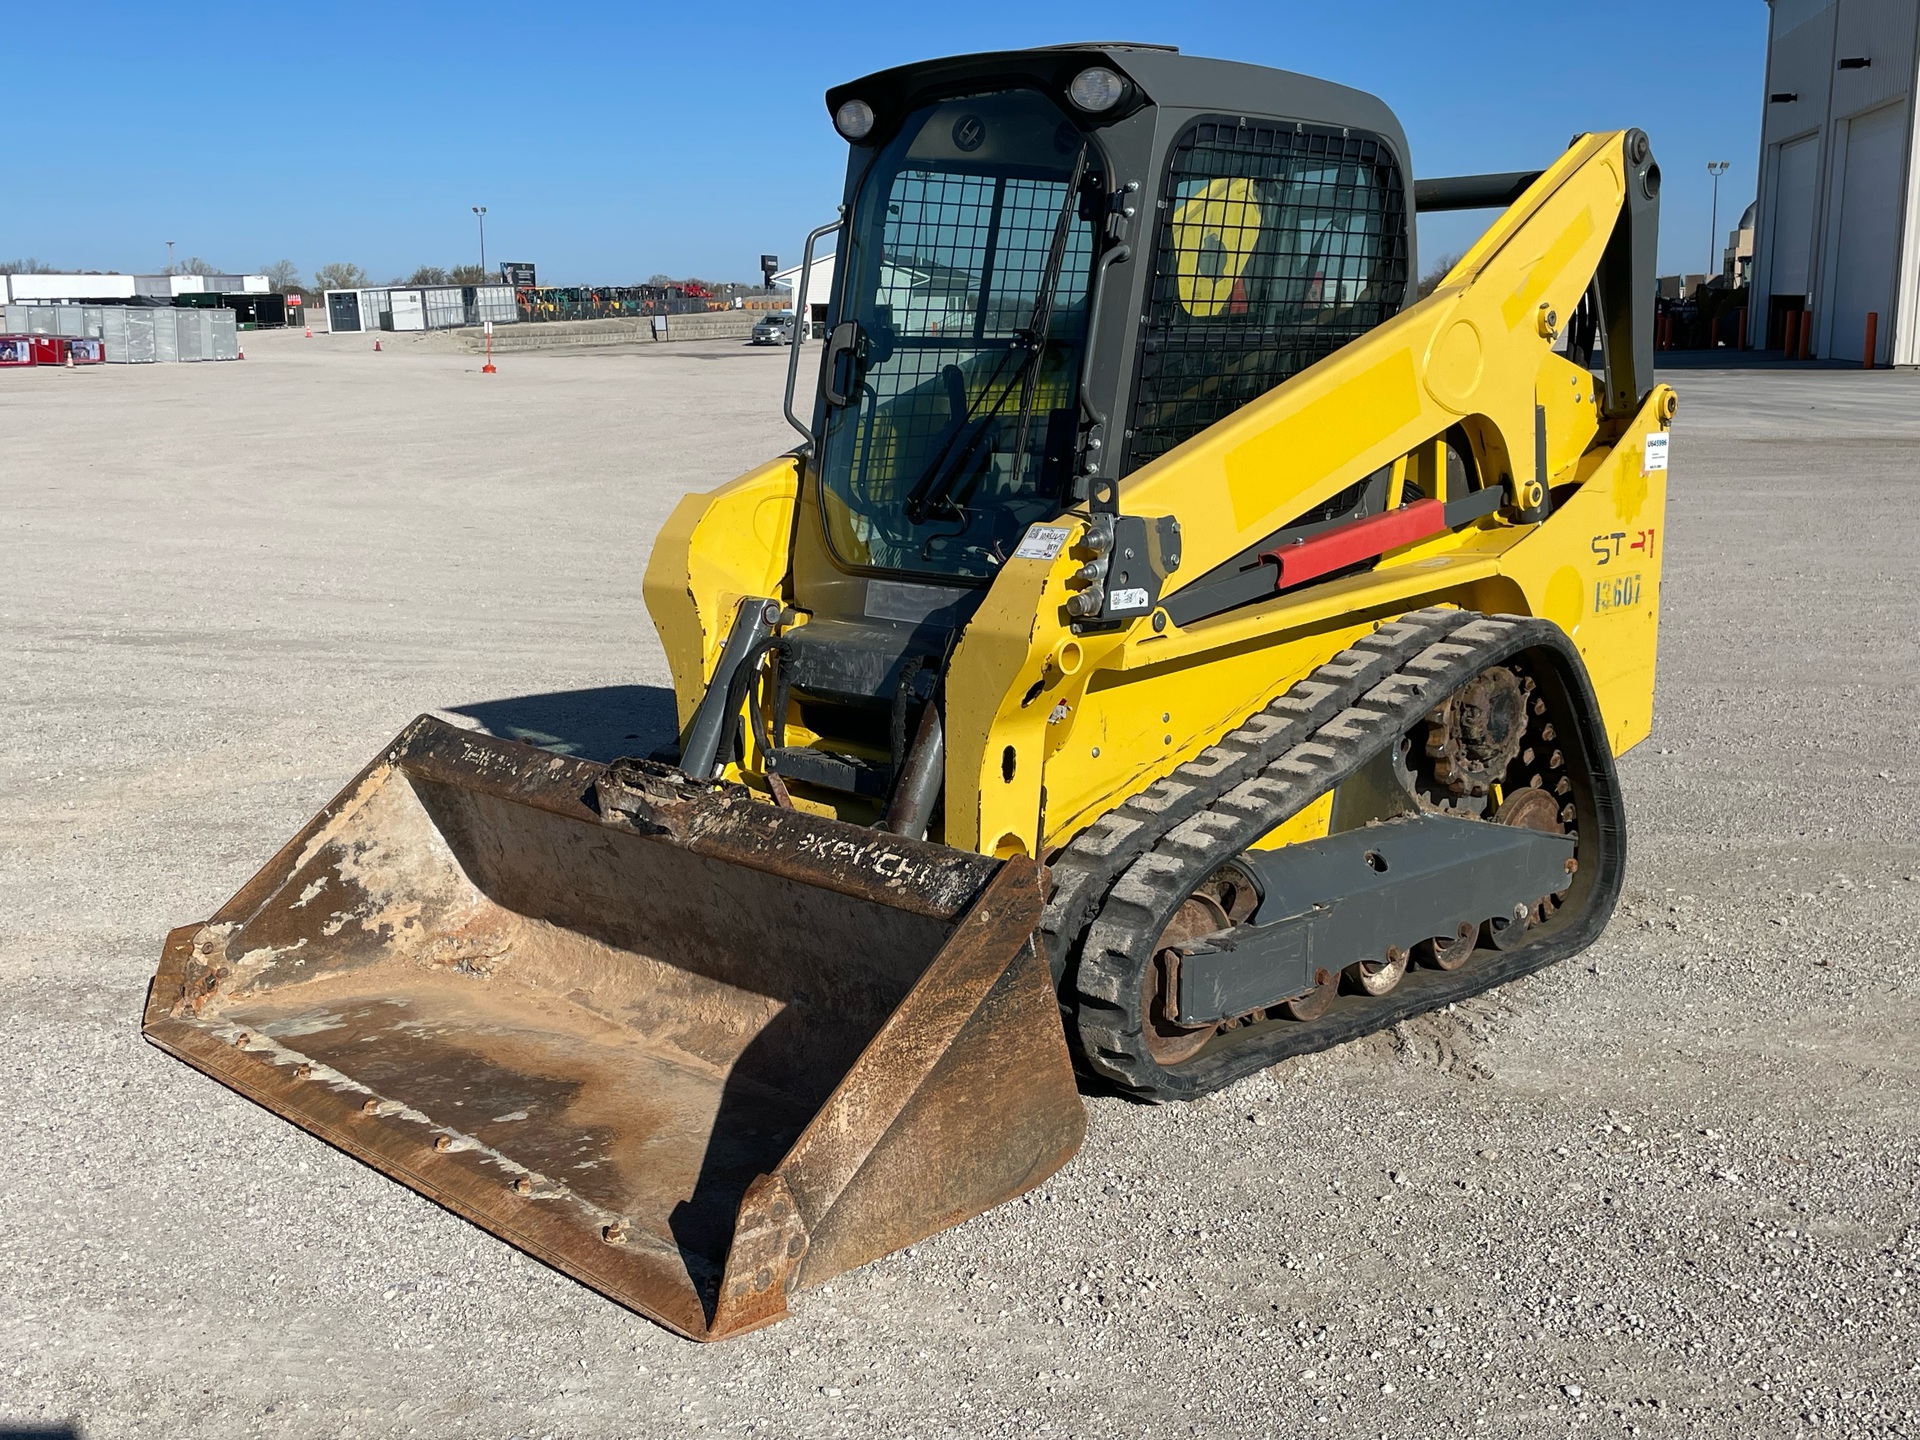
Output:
[[1123, 119, 1409, 474]]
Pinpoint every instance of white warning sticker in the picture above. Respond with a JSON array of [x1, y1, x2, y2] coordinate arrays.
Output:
[[1014, 524, 1072, 560], [1642, 432, 1670, 475], [1109, 587, 1151, 613]]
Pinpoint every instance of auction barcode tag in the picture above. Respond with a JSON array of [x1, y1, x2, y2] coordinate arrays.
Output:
[[1014, 525, 1072, 560], [1642, 432, 1669, 475]]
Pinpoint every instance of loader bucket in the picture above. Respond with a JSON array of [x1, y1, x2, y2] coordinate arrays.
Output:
[[144, 716, 1083, 1340]]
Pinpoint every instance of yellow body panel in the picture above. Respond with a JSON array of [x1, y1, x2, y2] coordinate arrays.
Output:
[[643, 454, 799, 733], [647, 131, 1671, 860]]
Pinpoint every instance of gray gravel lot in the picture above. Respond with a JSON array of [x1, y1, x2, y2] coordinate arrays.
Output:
[[2, 333, 1917, 1439]]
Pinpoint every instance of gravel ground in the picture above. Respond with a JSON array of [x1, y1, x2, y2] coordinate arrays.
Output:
[[2, 333, 1916, 1439]]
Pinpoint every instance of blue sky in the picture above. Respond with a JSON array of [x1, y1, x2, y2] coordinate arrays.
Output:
[[6, 1, 1768, 285]]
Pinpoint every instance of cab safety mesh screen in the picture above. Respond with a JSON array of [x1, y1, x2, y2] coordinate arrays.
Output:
[[1122, 119, 1409, 475]]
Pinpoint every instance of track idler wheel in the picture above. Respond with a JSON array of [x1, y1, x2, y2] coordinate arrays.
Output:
[[1140, 873, 1252, 1066], [1280, 967, 1338, 1021], [1419, 921, 1479, 972], [1345, 945, 1410, 997], [1484, 903, 1533, 952]]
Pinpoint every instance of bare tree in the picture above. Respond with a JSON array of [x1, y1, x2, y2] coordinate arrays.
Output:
[[0, 257, 59, 274], [406, 266, 450, 285], [313, 262, 370, 293], [448, 264, 489, 285], [1417, 253, 1464, 299], [262, 259, 302, 291], [183, 256, 221, 276]]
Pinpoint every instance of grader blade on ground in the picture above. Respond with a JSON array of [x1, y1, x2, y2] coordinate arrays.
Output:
[[144, 716, 1083, 1340]]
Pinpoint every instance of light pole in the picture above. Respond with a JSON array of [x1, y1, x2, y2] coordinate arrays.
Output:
[[1707, 161, 1730, 281], [472, 206, 488, 277], [166, 239, 175, 274]]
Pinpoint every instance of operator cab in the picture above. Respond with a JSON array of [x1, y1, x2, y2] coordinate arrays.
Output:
[[771, 45, 1414, 812]]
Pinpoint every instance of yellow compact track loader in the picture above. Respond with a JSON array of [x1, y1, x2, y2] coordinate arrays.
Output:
[[147, 44, 1672, 1340]]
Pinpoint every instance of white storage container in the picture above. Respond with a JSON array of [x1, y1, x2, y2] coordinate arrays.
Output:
[[388, 290, 426, 331]]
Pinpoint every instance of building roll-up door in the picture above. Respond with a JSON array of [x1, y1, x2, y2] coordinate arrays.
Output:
[[1829, 103, 1904, 367], [1767, 134, 1820, 346]]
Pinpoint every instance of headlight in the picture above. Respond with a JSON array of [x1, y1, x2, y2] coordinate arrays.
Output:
[[1067, 66, 1126, 114], [834, 98, 876, 141]]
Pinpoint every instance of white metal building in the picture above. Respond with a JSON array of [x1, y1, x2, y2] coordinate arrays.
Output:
[[0, 272, 268, 304], [1749, 0, 1920, 364], [773, 252, 837, 334]]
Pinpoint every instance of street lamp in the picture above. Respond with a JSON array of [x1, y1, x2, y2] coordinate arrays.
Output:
[[472, 206, 488, 277], [166, 239, 175, 274], [1707, 161, 1730, 280]]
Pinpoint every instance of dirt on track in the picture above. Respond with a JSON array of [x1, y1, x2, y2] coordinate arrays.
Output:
[[2, 333, 1916, 1439]]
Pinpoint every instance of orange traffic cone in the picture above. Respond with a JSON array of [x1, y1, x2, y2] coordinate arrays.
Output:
[[65, 348, 75, 368], [373, 340, 382, 352], [238, 347, 246, 360], [304, 325, 312, 338]]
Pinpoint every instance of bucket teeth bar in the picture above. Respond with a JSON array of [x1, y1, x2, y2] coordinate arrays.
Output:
[[144, 715, 1082, 1340]]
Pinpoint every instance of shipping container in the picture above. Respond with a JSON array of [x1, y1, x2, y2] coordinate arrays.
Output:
[[177, 308, 204, 361], [422, 286, 465, 329], [210, 308, 238, 360], [30, 335, 66, 364], [124, 308, 157, 363], [153, 308, 180, 363], [473, 284, 518, 323], [326, 290, 362, 332], [101, 307, 128, 361]]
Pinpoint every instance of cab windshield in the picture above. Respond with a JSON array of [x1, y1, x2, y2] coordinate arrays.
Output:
[[817, 89, 1102, 581]]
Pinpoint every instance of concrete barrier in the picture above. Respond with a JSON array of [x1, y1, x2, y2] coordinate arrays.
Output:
[[452, 312, 758, 353]]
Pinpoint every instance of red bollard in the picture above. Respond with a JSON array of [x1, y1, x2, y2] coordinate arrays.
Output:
[[1863, 311, 1878, 369], [1783, 310, 1799, 358], [1798, 311, 1814, 361], [1737, 306, 1748, 351]]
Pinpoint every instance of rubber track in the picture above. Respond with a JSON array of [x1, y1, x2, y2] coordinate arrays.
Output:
[[1040, 605, 1476, 978], [1063, 612, 1626, 1101]]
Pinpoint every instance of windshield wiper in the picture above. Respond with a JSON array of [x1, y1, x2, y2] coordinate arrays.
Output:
[[903, 146, 1090, 527]]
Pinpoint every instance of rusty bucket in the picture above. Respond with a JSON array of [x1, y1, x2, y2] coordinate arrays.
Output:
[[145, 716, 1084, 1340]]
